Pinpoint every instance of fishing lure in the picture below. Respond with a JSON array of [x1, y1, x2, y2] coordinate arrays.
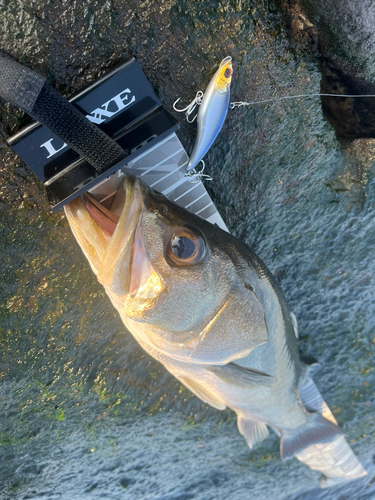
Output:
[[174, 55, 375, 180], [174, 56, 233, 173]]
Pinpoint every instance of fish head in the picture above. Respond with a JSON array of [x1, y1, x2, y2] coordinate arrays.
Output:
[[215, 56, 233, 94], [65, 175, 268, 365]]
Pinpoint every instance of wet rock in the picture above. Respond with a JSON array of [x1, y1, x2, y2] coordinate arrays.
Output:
[[277, 0, 375, 139], [120, 476, 136, 488]]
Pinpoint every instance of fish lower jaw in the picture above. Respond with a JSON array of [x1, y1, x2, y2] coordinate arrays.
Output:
[[123, 295, 161, 318], [121, 270, 166, 318]]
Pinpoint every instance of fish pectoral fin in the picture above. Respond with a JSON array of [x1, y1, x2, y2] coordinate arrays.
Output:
[[280, 413, 344, 461], [207, 363, 273, 389], [237, 416, 269, 448], [179, 377, 226, 410]]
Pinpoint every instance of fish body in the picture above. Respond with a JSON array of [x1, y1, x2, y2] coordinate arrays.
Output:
[[65, 176, 367, 484], [187, 56, 232, 171]]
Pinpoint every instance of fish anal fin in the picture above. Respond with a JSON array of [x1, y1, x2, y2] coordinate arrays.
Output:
[[237, 416, 269, 448], [280, 413, 344, 461], [208, 363, 273, 389], [179, 377, 226, 410]]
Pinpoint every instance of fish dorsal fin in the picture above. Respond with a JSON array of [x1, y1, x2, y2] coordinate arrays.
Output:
[[299, 377, 323, 413], [290, 312, 298, 338], [237, 415, 269, 448], [298, 367, 338, 425], [207, 363, 273, 388], [179, 377, 226, 410]]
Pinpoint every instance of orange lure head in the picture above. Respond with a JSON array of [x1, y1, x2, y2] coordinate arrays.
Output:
[[215, 56, 233, 94]]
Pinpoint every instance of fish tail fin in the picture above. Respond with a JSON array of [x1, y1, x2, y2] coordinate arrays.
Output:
[[290, 373, 368, 485], [280, 412, 343, 460]]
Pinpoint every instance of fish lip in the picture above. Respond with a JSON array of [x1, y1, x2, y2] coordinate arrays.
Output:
[[65, 175, 145, 293], [127, 219, 165, 299], [96, 176, 145, 294]]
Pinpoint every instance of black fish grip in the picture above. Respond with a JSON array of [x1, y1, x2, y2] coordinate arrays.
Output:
[[0, 54, 126, 172]]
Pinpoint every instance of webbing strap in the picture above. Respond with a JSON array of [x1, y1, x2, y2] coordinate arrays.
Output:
[[0, 54, 127, 172]]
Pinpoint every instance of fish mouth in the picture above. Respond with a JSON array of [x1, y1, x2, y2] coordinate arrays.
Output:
[[65, 176, 149, 296], [82, 191, 120, 237]]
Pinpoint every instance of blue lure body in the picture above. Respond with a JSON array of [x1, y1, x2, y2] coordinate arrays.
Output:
[[187, 57, 233, 172]]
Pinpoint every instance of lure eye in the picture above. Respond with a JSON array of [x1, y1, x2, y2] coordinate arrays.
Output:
[[224, 68, 231, 78], [166, 228, 206, 266]]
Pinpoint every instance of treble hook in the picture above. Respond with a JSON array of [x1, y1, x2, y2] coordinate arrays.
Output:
[[184, 160, 212, 183], [173, 91, 204, 123]]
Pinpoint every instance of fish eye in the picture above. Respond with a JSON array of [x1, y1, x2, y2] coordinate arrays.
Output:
[[166, 228, 206, 266], [224, 68, 231, 78], [171, 236, 195, 258]]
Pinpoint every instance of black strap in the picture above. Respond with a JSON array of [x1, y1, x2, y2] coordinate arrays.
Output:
[[0, 54, 127, 172]]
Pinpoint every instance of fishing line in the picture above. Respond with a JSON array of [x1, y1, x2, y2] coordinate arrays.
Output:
[[174, 91, 375, 120], [229, 93, 375, 108]]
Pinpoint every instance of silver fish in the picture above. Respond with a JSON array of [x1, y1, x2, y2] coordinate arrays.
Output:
[[65, 176, 367, 486], [186, 56, 233, 172]]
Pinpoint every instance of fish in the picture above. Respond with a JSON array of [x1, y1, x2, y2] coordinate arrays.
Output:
[[186, 56, 233, 172], [65, 175, 367, 486]]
